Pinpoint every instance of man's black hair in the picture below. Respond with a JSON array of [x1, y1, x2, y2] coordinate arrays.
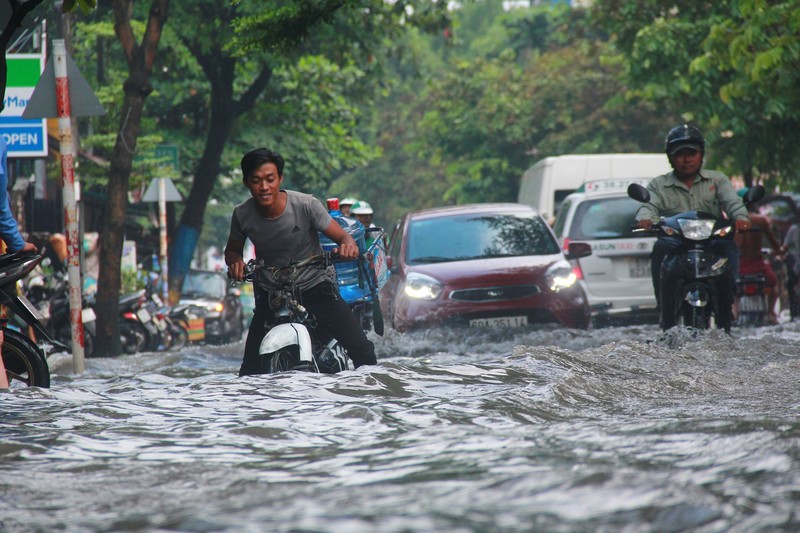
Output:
[[241, 148, 284, 180]]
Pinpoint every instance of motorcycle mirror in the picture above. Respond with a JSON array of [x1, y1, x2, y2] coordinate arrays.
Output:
[[743, 185, 766, 205], [627, 183, 650, 203]]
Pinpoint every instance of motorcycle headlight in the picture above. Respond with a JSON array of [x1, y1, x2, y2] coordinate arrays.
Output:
[[545, 260, 577, 292], [404, 272, 443, 300], [677, 219, 715, 240]]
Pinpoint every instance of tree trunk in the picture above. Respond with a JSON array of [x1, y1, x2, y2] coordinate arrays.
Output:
[[94, 81, 148, 356], [168, 58, 272, 302], [94, 0, 169, 356]]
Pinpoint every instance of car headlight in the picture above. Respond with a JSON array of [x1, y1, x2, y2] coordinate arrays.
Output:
[[677, 218, 715, 240], [404, 272, 443, 300], [545, 260, 577, 292], [205, 302, 224, 315]]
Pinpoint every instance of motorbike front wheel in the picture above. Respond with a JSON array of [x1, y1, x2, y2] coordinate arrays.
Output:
[[2, 327, 50, 388], [268, 347, 316, 373], [120, 321, 148, 354], [682, 303, 709, 329]]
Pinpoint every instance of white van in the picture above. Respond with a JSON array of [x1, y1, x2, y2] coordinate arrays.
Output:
[[517, 153, 672, 222]]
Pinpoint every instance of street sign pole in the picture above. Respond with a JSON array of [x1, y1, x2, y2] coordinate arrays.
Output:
[[158, 178, 169, 302], [54, 39, 84, 373], [142, 176, 181, 303]]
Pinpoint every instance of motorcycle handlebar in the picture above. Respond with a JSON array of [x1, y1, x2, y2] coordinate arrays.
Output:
[[239, 251, 356, 283]]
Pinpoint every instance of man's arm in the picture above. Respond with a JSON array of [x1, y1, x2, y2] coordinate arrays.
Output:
[[753, 214, 783, 255], [716, 175, 749, 221], [322, 220, 359, 259], [225, 237, 246, 281]]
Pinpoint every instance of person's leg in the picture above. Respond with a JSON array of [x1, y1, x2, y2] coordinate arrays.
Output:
[[651, 237, 681, 308], [763, 264, 779, 324], [713, 239, 741, 329], [302, 282, 376, 368], [239, 291, 272, 377]]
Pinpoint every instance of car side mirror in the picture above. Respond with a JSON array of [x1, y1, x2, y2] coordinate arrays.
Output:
[[565, 241, 592, 260]]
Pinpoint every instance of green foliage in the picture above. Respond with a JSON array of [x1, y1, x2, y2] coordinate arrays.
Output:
[[407, 31, 666, 204], [120, 266, 144, 295], [591, 0, 800, 187], [237, 55, 380, 198], [62, 0, 96, 14]]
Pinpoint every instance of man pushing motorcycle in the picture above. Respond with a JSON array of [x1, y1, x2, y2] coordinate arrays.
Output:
[[224, 148, 377, 377], [635, 124, 751, 328]]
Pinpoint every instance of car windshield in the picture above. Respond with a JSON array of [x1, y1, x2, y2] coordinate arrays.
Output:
[[407, 212, 560, 264], [569, 197, 643, 240], [181, 271, 226, 299]]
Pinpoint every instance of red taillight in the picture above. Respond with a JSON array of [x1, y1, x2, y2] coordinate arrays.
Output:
[[572, 263, 584, 281], [561, 237, 583, 280], [122, 311, 136, 320], [742, 284, 759, 296]]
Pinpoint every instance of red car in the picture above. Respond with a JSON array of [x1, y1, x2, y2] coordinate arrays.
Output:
[[380, 203, 592, 332]]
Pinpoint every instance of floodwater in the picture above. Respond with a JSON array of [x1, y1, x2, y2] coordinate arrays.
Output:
[[2, 322, 800, 532]]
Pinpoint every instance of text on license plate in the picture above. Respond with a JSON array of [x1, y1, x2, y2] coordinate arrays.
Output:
[[628, 257, 650, 278], [469, 316, 528, 328]]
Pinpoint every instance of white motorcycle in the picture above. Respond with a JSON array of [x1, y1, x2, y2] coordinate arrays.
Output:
[[243, 253, 350, 374]]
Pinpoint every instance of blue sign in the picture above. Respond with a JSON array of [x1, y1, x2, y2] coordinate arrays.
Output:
[[0, 116, 47, 157]]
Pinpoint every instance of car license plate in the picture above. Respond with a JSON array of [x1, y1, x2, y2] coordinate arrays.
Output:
[[81, 308, 96, 323], [628, 257, 650, 278], [469, 316, 528, 328]]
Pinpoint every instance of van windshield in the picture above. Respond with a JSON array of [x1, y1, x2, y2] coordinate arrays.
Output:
[[407, 212, 560, 264], [569, 197, 645, 240]]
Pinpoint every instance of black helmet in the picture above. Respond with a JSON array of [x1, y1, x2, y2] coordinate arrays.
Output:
[[665, 124, 705, 156]]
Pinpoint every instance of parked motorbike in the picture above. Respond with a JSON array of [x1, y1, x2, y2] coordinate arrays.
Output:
[[0, 250, 65, 388], [628, 183, 765, 333], [736, 273, 770, 327], [117, 290, 160, 354], [27, 269, 97, 358], [242, 253, 350, 374]]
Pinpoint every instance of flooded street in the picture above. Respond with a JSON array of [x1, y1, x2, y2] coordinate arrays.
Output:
[[2, 322, 800, 532]]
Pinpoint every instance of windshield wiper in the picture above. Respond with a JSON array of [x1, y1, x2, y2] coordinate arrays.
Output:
[[478, 253, 518, 259], [411, 256, 453, 264]]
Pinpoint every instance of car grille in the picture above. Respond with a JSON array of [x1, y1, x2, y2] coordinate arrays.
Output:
[[449, 284, 540, 302]]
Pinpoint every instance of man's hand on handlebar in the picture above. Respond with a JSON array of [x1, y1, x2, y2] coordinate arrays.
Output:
[[334, 241, 359, 260], [636, 219, 653, 231], [227, 259, 246, 281]]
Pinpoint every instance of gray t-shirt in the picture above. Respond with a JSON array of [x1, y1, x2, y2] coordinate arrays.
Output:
[[229, 190, 335, 291]]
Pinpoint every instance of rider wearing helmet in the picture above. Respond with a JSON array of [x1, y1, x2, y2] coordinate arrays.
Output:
[[350, 200, 375, 228], [635, 124, 751, 328], [340, 197, 358, 217], [350, 200, 388, 250]]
